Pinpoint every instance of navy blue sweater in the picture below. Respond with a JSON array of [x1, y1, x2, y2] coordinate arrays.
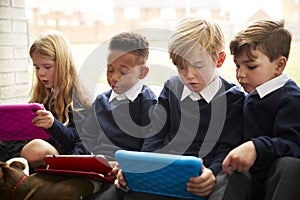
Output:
[[46, 104, 90, 155], [244, 79, 300, 172], [142, 76, 245, 175], [79, 85, 157, 160]]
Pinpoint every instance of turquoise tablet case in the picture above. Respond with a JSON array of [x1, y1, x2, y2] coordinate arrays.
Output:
[[115, 150, 207, 199]]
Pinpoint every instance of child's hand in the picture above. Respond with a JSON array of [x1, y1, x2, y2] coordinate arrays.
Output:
[[108, 161, 120, 178], [114, 169, 127, 189], [32, 109, 54, 129], [187, 165, 215, 197], [222, 141, 257, 174]]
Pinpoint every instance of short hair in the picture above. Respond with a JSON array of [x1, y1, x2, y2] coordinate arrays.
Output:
[[169, 17, 225, 67], [230, 19, 292, 62], [108, 32, 149, 65]]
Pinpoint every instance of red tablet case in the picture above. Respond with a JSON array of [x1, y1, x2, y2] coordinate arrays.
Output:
[[35, 155, 114, 183], [0, 103, 50, 141]]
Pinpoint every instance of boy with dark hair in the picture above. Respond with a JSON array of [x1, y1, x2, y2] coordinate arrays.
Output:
[[80, 31, 157, 199], [216, 19, 300, 200]]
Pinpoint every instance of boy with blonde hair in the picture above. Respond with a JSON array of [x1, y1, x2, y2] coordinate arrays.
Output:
[[115, 17, 245, 200], [216, 19, 300, 200]]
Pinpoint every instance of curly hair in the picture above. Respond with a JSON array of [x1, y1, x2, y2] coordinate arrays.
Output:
[[108, 31, 149, 65]]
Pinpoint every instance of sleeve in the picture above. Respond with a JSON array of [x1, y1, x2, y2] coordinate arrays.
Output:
[[77, 103, 101, 155], [206, 88, 244, 175], [142, 86, 170, 152], [139, 87, 157, 138], [252, 95, 300, 171], [47, 117, 78, 153], [47, 106, 91, 155]]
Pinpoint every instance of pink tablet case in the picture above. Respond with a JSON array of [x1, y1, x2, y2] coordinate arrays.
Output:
[[35, 155, 114, 183], [0, 103, 50, 141]]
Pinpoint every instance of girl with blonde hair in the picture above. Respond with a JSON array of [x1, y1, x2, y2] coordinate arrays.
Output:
[[20, 30, 92, 168]]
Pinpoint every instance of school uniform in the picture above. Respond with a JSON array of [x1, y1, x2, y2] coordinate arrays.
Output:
[[209, 74, 300, 200], [79, 81, 157, 161], [46, 107, 89, 155], [245, 74, 300, 172], [80, 82, 157, 200], [142, 76, 244, 175], [120, 76, 244, 200], [0, 94, 89, 163], [95, 76, 244, 200]]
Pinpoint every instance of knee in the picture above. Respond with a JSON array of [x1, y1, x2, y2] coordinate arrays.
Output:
[[270, 157, 300, 177], [20, 139, 58, 167], [227, 171, 251, 185], [273, 157, 300, 169]]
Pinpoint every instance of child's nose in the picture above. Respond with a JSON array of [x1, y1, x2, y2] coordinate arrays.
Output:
[[111, 73, 121, 83], [237, 69, 246, 78], [185, 66, 196, 78], [37, 68, 47, 76]]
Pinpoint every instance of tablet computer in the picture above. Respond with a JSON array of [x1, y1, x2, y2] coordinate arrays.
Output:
[[0, 103, 50, 141], [115, 150, 207, 200], [35, 155, 114, 183]]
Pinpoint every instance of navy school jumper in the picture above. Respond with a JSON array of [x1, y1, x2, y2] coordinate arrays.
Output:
[[142, 76, 245, 176], [244, 79, 300, 173], [79, 85, 157, 160]]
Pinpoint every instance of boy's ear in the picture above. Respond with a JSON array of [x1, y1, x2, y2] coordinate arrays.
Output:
[[275, 56, 286, 75], [216, 52, 226, 68], [139, 66, 149, 79]]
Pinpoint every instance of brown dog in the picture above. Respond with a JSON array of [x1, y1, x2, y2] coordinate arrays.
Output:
[[0, 161, 96, 200]]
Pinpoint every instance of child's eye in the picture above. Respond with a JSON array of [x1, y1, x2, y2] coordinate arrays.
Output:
[[235, 65, 240, 69], [247, 65, 256, 70], [193, 64, 203, 69], [34, 66, 40, 70], [107, 66, 113, 73], [176, 65, 185, 70], [120, 68, 130, 75]]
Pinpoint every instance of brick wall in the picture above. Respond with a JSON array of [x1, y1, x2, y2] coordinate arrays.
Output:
[[0, 0, 30, 104]]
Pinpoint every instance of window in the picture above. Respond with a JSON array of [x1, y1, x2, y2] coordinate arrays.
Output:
[[160, 8, 176, 19], [70, 19, 80, 26], [124, 7, 140, 19], [58, 19, 68, 26], [46, 19, 56, 26], [40, 6, 49, 15]]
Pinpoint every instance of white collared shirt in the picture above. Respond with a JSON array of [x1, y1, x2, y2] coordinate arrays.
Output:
[[109, 80, 144, 102], [255, 74, 289, 98], [181, 77, 222, 103]]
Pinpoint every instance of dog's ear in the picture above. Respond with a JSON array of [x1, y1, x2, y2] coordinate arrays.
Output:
[[9, 161, 25, 171]]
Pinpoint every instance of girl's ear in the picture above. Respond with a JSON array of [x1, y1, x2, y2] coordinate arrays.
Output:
[[139, 66, 149, 79], [216, 52, 226, 68], [275, 56, 286, 76]]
